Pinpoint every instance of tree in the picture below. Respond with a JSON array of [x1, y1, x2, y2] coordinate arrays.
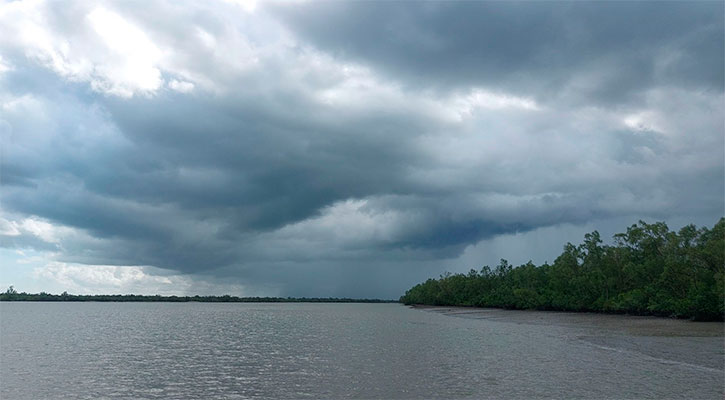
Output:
[[399, 218, 724, 321]]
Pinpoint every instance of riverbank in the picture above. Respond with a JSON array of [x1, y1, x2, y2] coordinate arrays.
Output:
[[401, 219, 725, 321], [411, 302, 725, 323], [0, 290, 398, 303], [410, 305, 724, 336]]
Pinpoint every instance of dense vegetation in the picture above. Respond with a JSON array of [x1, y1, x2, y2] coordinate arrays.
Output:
[[0, 289, 395, 303], [401, 219, 724, 321]]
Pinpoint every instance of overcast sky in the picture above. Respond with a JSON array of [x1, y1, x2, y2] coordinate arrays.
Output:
[[0, 0, 723, 298]]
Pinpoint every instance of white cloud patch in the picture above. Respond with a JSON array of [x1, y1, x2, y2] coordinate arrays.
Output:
[[34, 262, 181, 294], [0, 1, 163, 97], [623, 111, 666, 133], [31, 262, 265, 296], [221, 0, 258, 14], [309, 59, 540, 124], [271, 198, 402, 248], [0, 216, 75, 245], [18, 218, 63, 243], [85, 7, 163, 97], [0, 218, 21, 237], [168, 79, 195, 93], [455, 88, 540, 114]]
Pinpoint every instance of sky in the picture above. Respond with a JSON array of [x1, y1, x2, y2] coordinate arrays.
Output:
[[0, 0, 723, 299]]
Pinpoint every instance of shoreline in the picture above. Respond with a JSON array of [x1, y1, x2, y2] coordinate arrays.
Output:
[[0, 292, 398, 303], [407, 303, 725, 322], [409, 304, 724, 337]]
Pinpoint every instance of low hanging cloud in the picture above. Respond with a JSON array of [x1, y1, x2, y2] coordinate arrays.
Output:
[[269, 1, 724, 105], [0, 0, 722, 297]]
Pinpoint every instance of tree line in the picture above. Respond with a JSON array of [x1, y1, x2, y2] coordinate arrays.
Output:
[[400, 218, 724, 321], [0, 288, 396, 303]]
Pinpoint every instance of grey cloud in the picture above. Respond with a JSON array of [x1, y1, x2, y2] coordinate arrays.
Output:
[[0, 1, 722, 298], [100, 92, 430, 230], [268, 1, 724, 104]]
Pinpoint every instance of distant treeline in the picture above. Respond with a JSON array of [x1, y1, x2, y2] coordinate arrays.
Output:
[[401, 218, 724, 321], [0, 290, 397, 304]]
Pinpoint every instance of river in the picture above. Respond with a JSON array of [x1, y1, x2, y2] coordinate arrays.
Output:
[[1, 302, 722, 399]]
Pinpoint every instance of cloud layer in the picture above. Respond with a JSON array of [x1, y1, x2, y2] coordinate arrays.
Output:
[[1, 0, 723, 297]]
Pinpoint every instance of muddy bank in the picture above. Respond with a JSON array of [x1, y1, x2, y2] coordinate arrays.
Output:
[[411, 304, 724, 337]]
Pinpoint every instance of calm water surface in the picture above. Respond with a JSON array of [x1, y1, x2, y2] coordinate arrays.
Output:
[[1, 302, 722, 399]]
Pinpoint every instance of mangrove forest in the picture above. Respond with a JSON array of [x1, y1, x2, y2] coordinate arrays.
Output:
[[401, 218, 724, 321]]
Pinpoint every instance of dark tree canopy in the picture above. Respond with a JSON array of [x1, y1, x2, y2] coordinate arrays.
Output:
[[401, 218, 725, 321]]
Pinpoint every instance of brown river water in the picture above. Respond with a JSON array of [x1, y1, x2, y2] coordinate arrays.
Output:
[[1, 302, 722, 399]]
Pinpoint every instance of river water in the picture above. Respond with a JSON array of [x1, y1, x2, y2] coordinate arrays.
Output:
[[1, 302, 722, 399]]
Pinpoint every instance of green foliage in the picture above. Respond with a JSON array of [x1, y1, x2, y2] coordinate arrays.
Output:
[[401, 218, 725, 321]]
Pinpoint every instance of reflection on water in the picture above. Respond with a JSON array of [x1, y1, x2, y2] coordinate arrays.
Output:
[[1, 303, 722, 399]]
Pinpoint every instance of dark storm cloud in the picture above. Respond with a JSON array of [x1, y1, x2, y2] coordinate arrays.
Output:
[[268, 1, 724, 103], [99, 92, 428, 226], [0, 0, 722, 297]]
